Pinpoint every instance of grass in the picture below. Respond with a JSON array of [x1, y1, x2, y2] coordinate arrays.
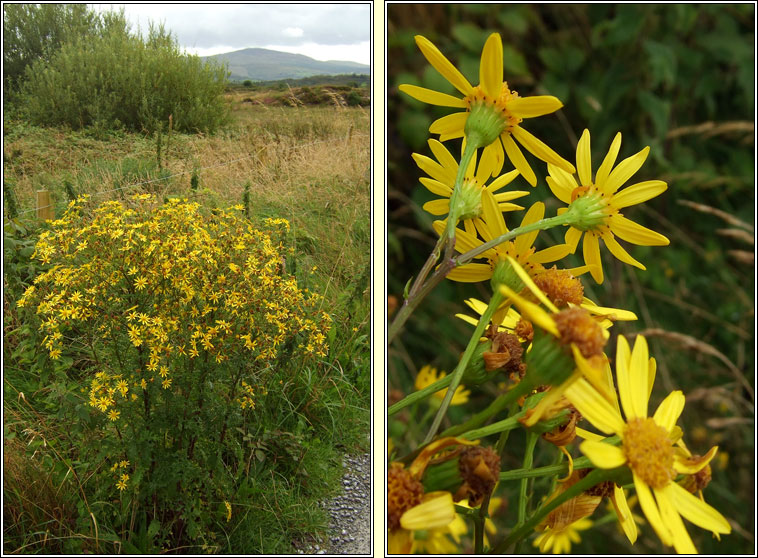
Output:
[[3, 89, 370, 554]]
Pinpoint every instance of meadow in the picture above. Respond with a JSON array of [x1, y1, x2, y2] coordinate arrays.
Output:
[[3, 85, 371, 554]]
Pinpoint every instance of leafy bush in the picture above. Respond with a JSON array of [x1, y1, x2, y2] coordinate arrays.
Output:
[[3, 4, 105, 88], [19, 24, 229, 133], [15, 194, 332, 550]]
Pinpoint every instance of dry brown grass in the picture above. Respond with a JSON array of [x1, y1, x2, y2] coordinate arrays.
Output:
[[4, 95, 369, 217]]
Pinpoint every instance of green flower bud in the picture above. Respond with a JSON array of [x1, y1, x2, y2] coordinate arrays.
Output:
[[565, 191, 608, 231], [422, 457, 463, 494], [461, 340, 496, 385], [490, 258, 524, 293], [448, 179, 483, 223], [524, 329, 576, 388], [465, 101, 508, 150]]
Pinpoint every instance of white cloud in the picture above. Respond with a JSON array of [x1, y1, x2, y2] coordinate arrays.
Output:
[[282, 27, 304, 38], [89, 3, 370, 64]]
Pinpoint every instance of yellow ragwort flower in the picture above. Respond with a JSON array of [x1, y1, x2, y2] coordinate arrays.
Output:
[[565, 335, 731, 553], [413, 138, 527, 230], [434, 200, 572, 284], [547, 129, 669, 284], [415, 364, 471, 406], [399, 33, 574, 185], [388, 438, 478, 554], [534, 517, 593, 554]]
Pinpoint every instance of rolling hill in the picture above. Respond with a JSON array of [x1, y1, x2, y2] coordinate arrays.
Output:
[[201, 48, 370, 82]]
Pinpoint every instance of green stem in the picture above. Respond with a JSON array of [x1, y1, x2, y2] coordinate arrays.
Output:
[[456, 209, 579, 267], [444, 142, 478, 239], [388, 375, 453, 416], [387, 140, 478, 343], [474, 491, 491, 554], [461, 409, 526, 440], [498, 437, 621, 482], [491, 466, 626, 554], [518, 432, 539, 526], [494, 402, 520, 455], [439, 379, 533, 439], [422, 289, 504, 445]]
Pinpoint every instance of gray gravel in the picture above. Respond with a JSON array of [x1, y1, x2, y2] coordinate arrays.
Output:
[[297, 453, 372, 555]]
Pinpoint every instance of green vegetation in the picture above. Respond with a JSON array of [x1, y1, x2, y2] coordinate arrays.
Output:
[[3, 13, 369, 550], [5, 5, 229, 134], [388, 4, 753, 555], [3, 4, 110, 88]]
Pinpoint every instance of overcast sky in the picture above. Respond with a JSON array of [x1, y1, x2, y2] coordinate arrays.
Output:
[[89, 3, 371, 65]]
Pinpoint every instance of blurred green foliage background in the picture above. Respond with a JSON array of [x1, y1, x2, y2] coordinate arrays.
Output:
[[387, 4, 754, 554]]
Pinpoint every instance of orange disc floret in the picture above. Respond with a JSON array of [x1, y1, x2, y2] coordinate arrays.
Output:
[[533, 268, 585, 308], [623, 417, 676, 490], [387, 463, 424, 531], [552, 307, 605, 358]]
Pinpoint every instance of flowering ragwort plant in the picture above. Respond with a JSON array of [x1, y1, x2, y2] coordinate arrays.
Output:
[[18, 194, 330, 546], [388, 32, 731, 555]]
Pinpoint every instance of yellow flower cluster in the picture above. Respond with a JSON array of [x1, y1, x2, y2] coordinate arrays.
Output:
[[238, 380, 256, 410], [391, 31, 731, 556], [19, 194, 331, 419], [109, 459, 131, 491]]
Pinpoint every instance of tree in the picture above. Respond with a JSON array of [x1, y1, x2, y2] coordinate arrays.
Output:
[[3, 4, 107, 88]]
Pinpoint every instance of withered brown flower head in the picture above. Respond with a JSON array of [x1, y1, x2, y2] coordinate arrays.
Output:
[[542, 405, 582, 447], [483, 331, 526, 378], [455, 446, 501, 507], [680, 460, 713, 494], [514, 318, 534, 344]]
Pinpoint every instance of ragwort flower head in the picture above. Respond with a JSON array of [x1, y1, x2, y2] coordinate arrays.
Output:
[[565, 335, 731, 553], [433, 199, 572, 289], [548, 129, 669, 284], [399, 33, 575, 186], [413, 138, 528, 228], [415, 364, 470, 406], [497, 257, 614, 427], [388, 437, 477, 554]]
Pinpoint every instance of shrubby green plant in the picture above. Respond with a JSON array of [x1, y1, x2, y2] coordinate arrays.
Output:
[[2, 4, 119, 88], [15, 194, 333, 550], [20, 23, 229, 133]]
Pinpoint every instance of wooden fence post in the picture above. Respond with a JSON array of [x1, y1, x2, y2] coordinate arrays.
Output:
[[36, 190, 54, 221]]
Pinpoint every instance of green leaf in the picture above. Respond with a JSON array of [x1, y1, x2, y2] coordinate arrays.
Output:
[[643, 39, 677, 89], [503, 45, 528, 77], [451, 22, 488, 54], [147, 519, 160, 540], [403, 276, 413, 299], [638, 90, 671, 138]]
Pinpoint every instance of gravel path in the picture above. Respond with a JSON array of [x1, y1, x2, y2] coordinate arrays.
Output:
[[298, 453, 372, 555]]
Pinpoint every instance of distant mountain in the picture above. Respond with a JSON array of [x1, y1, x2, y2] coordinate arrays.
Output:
[[200, 48, 370, 82]]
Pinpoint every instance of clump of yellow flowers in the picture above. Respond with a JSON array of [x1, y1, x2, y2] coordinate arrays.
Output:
[[18, 194, 330, 501], [389, 32, 731, 555]]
